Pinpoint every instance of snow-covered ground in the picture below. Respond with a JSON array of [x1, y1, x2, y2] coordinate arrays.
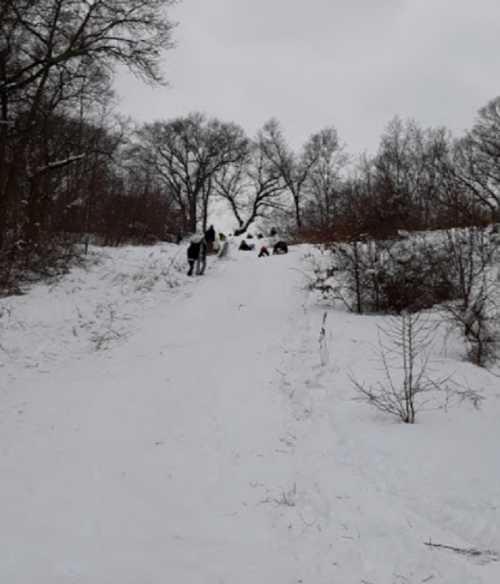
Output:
[[0, 244, 189, 375], [1, 241, 499, 583]]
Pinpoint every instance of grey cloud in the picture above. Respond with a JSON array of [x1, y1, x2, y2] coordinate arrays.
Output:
[[114, 0, 500, 154]]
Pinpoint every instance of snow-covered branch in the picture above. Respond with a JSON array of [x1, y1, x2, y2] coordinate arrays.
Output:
[[31, 153, 86, 178]]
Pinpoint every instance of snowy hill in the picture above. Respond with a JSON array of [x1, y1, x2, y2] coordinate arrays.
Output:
[[1, 241, 499, 583]]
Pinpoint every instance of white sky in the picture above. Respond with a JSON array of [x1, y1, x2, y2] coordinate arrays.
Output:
[[114, 0, 500, 155]]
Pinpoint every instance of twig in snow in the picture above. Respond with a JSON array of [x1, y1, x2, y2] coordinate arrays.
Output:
[[424, 540, 500, 563], [318, 310, 329, 366], [273, 483, 297, 507]]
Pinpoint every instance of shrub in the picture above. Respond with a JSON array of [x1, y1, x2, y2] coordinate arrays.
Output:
[[351, 312, 447, 423], [312, 228, 499, 316]]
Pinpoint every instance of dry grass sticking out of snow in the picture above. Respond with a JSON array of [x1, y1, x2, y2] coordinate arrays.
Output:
[[0, 243, 189, 380], [1, 241, 499, 584], [263, 246, 500, 583]]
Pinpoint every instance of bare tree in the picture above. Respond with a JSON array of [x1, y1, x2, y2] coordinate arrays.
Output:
[[136, 114, 248, 233], [352, 312, 445, 423], [259, 118, 323, 231], [326, 118, 487, 241], [441, 227, 499, 366], [214, 139, 285, 235], [0, 0, 176, 249], [371, 117, 450, 232], [444, 227, 495, 319], [450, 97, 500, 219], [1, 0, 175, 97], [302, 127, 347, 231], [453, 281, 499, 367]]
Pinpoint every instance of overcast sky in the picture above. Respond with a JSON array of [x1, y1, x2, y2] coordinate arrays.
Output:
[[114, 0, 500, 155]]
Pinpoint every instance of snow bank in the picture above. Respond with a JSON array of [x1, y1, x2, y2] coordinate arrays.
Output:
[[0, 243, 189, 379], [1, 242, 499, 583]]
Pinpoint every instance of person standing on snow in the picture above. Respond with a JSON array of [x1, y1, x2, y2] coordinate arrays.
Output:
[[217, 232, 229, 258], [205, 225, 216, 254], [187, 233, 207, 276]]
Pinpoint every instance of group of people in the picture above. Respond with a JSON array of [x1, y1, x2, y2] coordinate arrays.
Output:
[[257, 240, 288, 256], [186, 225, 213, 276], [186, 225, 287, 276], [239, 228, 288, 257], [186, 225, 228, 276], [186, 233, 207, 276]]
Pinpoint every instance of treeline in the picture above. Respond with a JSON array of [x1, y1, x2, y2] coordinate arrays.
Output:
[[1, 0, 500, 293], [127, 100, 500, 243], [300, 111, 500, 241], [0, 0, 176, 292]]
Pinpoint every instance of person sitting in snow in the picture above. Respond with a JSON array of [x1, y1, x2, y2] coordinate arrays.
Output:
[[187, 233, 207, 276], [273, 240, 288, 254], [239, 239, 255, 251], [258, 245, 269, 257]]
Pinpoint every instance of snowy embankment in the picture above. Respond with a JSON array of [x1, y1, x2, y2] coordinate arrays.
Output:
[[1, 241, 500, 583], [0, 244, 188, 377]]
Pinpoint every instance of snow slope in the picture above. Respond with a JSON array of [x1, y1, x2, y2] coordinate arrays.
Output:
[[1, 242, 499, 583]]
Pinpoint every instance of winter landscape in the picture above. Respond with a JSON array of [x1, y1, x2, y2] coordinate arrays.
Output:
[[2, 0, 500, 583], [1, 237, 500, 583]]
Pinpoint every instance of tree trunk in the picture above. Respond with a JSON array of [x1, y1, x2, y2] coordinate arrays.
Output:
[[189, 197, 197, 233], [0, 50, 9, 249], [294, 194, 302, 230]]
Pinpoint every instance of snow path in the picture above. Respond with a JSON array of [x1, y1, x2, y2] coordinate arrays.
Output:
[[1, 245, 500, 583], [1, 249, 312, 583]]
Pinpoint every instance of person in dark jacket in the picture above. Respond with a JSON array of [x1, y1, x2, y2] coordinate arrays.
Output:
[[187, 234, 207, 276], [273, 241, 288, 255], [205, 225, 216, 254], [239, 239, 255, 251]]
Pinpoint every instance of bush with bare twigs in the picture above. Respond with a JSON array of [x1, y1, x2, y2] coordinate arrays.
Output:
[[351, 312, 450, 423]]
